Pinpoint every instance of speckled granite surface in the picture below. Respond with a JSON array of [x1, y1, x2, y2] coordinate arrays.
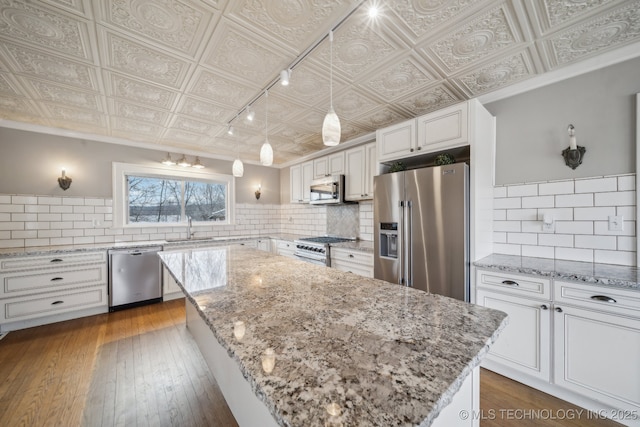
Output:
[[160, 245, 507, 427], [330, 240, 374, 253], [474, 254, 640, 291]]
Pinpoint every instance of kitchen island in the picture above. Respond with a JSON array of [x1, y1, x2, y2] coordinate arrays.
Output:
[[159, 245, 507, 427]]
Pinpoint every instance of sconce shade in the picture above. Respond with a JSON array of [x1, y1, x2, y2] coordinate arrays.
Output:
[[232, 158, 244, 177], [192, 157, 204, 169], [177, 155, 191, 167], [260, 139, 273, 166], [161, 153, 175, 165]]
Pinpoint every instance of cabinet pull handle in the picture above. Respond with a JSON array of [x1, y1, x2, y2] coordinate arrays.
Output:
[[51, 300, 64, 305], [555, 307, 563, 313], [50, 258, 63, 263], [417, 146, 422, 150], [590, 295, 617, 303], [501, 280, 519, 287], [410, 148, 414, 152], [540, 304, 548, 310], [50, 277, 64, 281], [348, 254, 354, 258]]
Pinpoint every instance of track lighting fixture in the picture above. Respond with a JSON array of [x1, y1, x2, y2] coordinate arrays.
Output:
[[280, 69, 291, 86]]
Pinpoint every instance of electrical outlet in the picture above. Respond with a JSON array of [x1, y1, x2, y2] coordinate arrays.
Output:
[[608, 215, 623, 231]]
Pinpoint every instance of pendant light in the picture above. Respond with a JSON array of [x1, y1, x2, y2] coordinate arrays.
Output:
[[322, 30, 341, 146], [260, 90, 273, 166], [232, 140, 244, 177]]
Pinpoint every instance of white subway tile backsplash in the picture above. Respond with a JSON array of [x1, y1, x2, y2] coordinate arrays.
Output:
[[538, 234, 573, 247], [25, 205, 49, 213], [0, 204, 24, 213], [555, 221, 593, 235], [522, 196, 554, 208], [25, 238, 51, 247], [50, 205, 73, 213], [574, 235, 616, 250], [574, 207, 616, 221], [493, 232, 507, 243], [594, 220, 635, 236], [617, 206, 635, 218], [556, 247, 593, 263], [73, 206, 94, 214], [537, 208, 573, 221], [594, 191, 635, 207], [62, 198, 84, 206], [0, 222, 25, 231], [555, 193, 593, 208], [507, 184, 538, 197], [507, 232, 537, 245], [12, 196, 37, 204], [494, 198, 521, 209], [618, 236, 636, 251], [0, 195, 11, 204], [506, 209, 537, 221], [0, 213, 9, 221], [493, 210, 506, 221], [494, 243, 521, 256], [37, 196, 62, 205], [617, 175, 635, 191], [539, 181, 574, 195], [12, 213, 37, 222], [574, 177, 617, 193], [521, 221, 542, 233], [494, 221, 521, 232], [49, 237, 74, 246], [38, 213, 62, 222], [12, 230, 37, 239], [38, 229, 62, 239], [522, 245, 554, 259], [594, 250, 635, 266], [493, 187, 507, 198]]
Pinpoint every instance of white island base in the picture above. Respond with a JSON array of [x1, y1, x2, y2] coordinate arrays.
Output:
[[186, 301, 480, 427]]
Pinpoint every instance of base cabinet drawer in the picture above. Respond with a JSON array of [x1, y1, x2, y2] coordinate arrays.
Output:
[[476, 269, 551, 300], [0, 264, 107, 298], [0, 251, 106, 272], [332, 260, 373, 278], [2, 286, 107, 323], [331, 248, 373, 266]]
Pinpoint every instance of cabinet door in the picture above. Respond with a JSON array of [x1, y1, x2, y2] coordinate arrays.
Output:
[[163, 266, 183, 299], [476, 289, 551, 381], [290, 165, 303, 203], [376, 120, 416, 162], [344, 145, 365, 201], [416, 102, 468, 153], [301, 161, 313, 203], [327, 152, 345, 175], [256, 239, 271, 252], [554, 305, 640, 411], [313, 157, 328, 179]]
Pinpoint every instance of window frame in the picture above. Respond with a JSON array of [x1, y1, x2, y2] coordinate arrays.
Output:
[[112, 162, 235, 228]]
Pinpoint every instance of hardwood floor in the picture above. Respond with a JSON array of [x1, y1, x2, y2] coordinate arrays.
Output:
[[0, 299, 623, 427]]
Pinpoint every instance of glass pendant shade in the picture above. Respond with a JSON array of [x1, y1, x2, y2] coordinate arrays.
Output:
[[260, 139, 273, 166], [322, 107, 341, 146], [232, 158, 244, 177]]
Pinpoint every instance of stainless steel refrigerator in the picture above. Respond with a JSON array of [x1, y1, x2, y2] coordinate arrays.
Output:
[[374, 163, 469, 301]]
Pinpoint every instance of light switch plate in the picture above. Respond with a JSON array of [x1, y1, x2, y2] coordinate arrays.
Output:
[[608, 215, 624, 231]]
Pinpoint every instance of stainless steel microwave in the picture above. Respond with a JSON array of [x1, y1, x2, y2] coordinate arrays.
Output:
[[309, 174, 347, 205]]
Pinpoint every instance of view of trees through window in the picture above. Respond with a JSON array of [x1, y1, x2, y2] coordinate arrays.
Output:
[[127, 175, 226, 223]]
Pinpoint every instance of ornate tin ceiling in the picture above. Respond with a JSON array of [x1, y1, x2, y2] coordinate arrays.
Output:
[[0, 0, 639, 164]]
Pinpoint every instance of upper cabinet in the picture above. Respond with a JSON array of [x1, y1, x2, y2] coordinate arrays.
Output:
[[345, 142, 376, 201], [377, 102, 469, 163], [377, 120, 416, 162], [290, 161, 313, 203], [313, 152, 345, 179]]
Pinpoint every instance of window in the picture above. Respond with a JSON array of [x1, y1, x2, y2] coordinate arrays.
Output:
[[113, 162, 235, 227]]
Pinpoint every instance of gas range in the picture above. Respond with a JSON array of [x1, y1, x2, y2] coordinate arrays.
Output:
[[293, 236, 355, 266]]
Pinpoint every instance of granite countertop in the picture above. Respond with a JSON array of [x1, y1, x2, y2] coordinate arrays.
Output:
[[330, 240, 374, 253], [159, 245, 507, 427], [474, 254, 640, 291]]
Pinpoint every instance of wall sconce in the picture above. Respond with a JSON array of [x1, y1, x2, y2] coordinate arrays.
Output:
[[562, 124, 586, 169], [255, 184, 261, 200], [58, 168, 72, 191]]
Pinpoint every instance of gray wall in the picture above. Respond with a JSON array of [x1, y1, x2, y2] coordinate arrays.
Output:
[[0, 127, 280, 204], [485, 56, 640, 185]]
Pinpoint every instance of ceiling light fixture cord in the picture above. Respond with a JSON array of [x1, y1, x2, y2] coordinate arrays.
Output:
[[260, 90, 273, 166], [322, 30, 341, 146]]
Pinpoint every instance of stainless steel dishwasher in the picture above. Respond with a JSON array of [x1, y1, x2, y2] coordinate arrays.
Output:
[[108, 246, 162, 311]]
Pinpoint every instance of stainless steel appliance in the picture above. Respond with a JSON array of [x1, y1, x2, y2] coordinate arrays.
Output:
[[374, 163, 469, 301], [294, 236, 355, 266], [108, 246, 163, 311], [309, 175, 348, 205]]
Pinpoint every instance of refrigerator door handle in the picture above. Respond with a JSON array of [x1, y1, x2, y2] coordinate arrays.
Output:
[[406, 200, 413, 287], [398, 200, 405, 285]]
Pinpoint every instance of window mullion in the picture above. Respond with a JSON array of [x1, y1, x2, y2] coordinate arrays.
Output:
[[180, 180, 186, 222]]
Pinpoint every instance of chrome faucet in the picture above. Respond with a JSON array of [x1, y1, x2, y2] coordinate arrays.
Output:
[[187, 216, 193, 240]]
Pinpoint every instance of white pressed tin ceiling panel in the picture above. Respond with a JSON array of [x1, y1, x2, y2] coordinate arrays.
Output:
[[0, 0, 637, 164]]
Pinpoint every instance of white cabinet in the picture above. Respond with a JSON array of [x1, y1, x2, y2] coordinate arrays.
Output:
[[416, 102, 468, 153], [377, 119, 416, 162], [313, 152, 344, 179], [345, 142, 376, 201], [163, 266, 183, 301], [553, 281, 640, 415], [274, 239, 296, 259], [256, 238, 272, 252], [377, 103, 469, 163], [290, 161, 313, 203], [330, 247, 374, 278], [476, 269, 551, 382], [0, 250, 108, 332]]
